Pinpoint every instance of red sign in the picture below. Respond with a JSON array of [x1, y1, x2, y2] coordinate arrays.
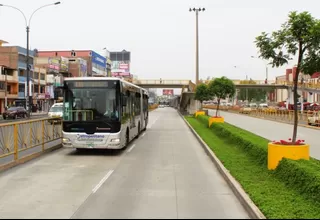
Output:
[[119, 63, 129, 69], [163, 89, 174, 95]]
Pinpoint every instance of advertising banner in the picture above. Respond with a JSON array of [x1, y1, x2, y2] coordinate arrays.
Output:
[[60, 56, 69, 72], [91, 51, 106, 67], [111, 61, 130, 76], [111, 72, 131, 77], [79, 58, 87, 77], [48, 58, 60, 73], [163, 89, 174, 96]]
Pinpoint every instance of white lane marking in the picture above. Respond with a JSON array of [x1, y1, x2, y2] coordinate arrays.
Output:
[[127, 144, 136, 153], [92, 170, 114, 193], [147, 116, 159, 128], [141, 133, 146, 137]]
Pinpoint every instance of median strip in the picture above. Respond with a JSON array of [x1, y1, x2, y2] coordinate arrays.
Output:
[[183, 114, 320, 219]]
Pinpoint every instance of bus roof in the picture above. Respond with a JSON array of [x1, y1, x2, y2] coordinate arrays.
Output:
[[64, 77, 148, 94]]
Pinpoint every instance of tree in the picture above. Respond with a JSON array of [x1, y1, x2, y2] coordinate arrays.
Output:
[[255, 11, 320, 143], [208, 77, 236, 117], [194, 83, 210, 110]]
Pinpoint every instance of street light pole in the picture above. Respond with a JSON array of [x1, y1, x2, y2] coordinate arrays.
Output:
[[189, 7, 205, 85], [4, 67, 7, 108], [0, 2, 61, 117], [251, 56, 268, 83]]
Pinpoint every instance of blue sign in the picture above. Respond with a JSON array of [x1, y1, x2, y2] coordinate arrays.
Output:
[[91, 51, 106, 67]]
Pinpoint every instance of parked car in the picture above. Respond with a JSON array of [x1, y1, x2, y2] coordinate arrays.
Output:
[[307, 111, 320, 126], [239, 105, 252, 114], [2, 106, 27, 119]]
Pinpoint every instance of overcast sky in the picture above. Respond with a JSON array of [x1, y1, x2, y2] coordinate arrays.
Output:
[[1, 0, 319, 94]]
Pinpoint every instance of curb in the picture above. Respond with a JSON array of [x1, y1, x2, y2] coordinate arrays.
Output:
[[178, 111, 266, 219]]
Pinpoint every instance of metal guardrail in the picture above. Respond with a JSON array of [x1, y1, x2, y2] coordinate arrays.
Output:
[[132, 79, 191, 85], [0, 118, 62, 169], [276, 81, 320, 90], [204, 105, 320, 127]]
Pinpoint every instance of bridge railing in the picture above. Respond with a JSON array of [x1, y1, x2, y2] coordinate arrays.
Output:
[[0, 118, 62, 170], [132, 79, 191, 85], [275, 80, 320, 90]]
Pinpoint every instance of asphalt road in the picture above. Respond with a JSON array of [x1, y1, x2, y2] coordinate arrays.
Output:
[[208, 109, 320, 160], [0, 108, 249, 219]]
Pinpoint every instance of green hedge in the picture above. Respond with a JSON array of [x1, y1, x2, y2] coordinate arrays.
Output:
[[197, 115, 320, 203]]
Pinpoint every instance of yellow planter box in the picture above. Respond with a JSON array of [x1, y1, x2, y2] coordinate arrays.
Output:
[[267, 142, 310, 170], [209, 117, 224, 127], [195, 111, 205, 117]]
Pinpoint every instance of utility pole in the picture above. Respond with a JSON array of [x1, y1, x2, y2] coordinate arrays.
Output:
[[0, 2, 61, 117], [189, 7, 205, 85], [4, 67, 7, 108]]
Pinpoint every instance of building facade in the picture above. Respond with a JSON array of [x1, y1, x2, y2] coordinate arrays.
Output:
[[0, 44, 37, 112], [37, 50, 107, 77], [110, 50, 131, 79]]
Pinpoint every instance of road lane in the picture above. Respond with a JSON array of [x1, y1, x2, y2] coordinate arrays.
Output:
[[208, 109, 320, 160], [0, 108, 249, 219], [0, 110, 168, 219], [72, 108, 249, 219]]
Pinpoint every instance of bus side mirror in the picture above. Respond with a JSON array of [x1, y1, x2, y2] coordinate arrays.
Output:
[[122, 96, 127, 106]]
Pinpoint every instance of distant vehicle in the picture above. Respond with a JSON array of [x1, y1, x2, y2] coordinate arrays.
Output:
[[2, 106, 27, 119], [239, 105, 251, 114], [308, 111, 320, 126], [48, 103, 63, 124], [58, 77, 149, 150]]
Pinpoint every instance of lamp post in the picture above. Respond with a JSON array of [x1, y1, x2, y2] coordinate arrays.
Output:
[[0, 65, 8, 108], [250, 56, 268, 83], [189, 7, 205, 85], [0, 2, 61, 117]]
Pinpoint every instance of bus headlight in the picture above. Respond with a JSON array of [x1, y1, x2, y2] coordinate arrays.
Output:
[[63, 138, 71, 143], [110, 138, 120, 143]]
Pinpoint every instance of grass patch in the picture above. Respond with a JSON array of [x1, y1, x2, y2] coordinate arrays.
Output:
[[185, 116, 320, 219]]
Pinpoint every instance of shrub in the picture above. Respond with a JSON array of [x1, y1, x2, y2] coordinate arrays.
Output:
[[195, 114, 320, 203]]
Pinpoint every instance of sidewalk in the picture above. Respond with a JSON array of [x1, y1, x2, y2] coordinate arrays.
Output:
[[207, 109, 320, 160]]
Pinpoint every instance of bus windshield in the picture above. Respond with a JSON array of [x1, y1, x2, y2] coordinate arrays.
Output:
[[63, 80, 120, 122]]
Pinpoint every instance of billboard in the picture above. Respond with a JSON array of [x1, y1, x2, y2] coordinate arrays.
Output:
[[91, 51, 106, 67], [60, 56, 69, 72], [91, 51, 106, 76], [79, 58, 87, 77], [48, 58, 60, 73], [163, 89, 174, 96], [111, 60, 130, 77]]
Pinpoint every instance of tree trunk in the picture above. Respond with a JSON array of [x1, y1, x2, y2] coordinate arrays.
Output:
[[292, 42, 303, 143], [200, 101, 203, 110], [216, 98, 221, 117]]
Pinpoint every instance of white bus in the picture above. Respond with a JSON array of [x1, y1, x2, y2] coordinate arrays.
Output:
[[58, 77, 149, 150]]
